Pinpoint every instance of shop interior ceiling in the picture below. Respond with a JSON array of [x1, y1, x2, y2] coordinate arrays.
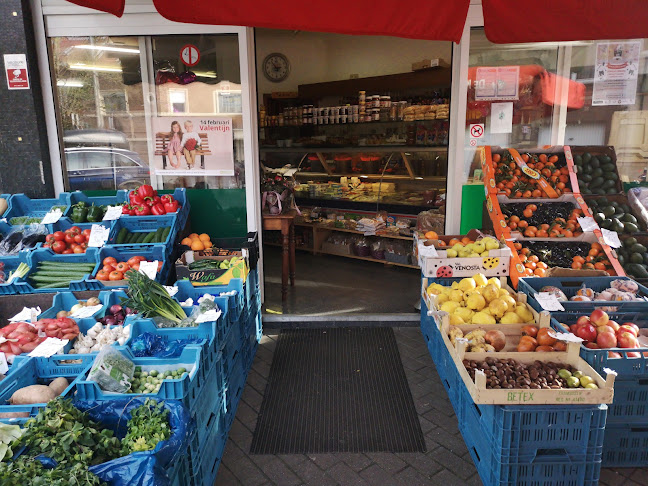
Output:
[[64, 0, 646, 44]]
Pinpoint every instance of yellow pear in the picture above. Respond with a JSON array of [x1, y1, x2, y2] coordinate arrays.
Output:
[[482, 284, 500, 303], [500, 312, 523, 324], [436, 293, 449, 305], [480, 251, 490, 257], [515, 305, 534, 323], [481, 307, 493, 316], [427, 283, 445, 295], [450, 289, 465, 303], [472, 311, 496, 325], [483, 237, 500, 251], [449, 314, 465, 325], [500, 294, 517, 310], [440, 301, 461, 314], [473, 273, 488, 287], [466, 294, 486, 311], [487, 277, 502, 289], [458, 277, 477, 292], [472, 241, 486, 254], [498, 288, 511, 297], [446, 248, 458, 258], [454, 307, 475, 322]]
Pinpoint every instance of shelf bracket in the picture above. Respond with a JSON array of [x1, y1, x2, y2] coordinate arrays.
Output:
[[316, 152, 333, 175], [401, 152, 415, 179]]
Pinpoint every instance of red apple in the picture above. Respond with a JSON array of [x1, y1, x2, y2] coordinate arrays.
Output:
[[596, 332, 618, 349], [617, 332, 639, 349], [590, 309, 609, 327], [570, 324, 581, 334], [618, 324, 638, 337], [626, 351, 641, 358], [585, 342, 600, 349], [597, 325, 616, 335], [576, 316, 591, 327], [621, 323, 640, 335], [608, 351, 622, 358], [575, 323, 597, 342], [607, 321, 620, 332]]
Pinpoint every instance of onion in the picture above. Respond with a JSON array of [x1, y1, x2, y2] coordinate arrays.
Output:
[[104, 316, 117, 326], [70, 304, 85, 314], [125, 307, 135, 315], [86, 297, 101, 306], [56, 310, 69, 319], [109, 304, 122, 315]]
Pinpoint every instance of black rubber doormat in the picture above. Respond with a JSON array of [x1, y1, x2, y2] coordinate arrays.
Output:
[[250, 327, 425, 454]]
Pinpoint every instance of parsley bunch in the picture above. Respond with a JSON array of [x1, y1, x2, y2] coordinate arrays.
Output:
[[121, 399, 171, 454]]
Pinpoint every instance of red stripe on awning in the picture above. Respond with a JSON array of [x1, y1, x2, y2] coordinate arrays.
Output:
[[483, 0, 648, 44], [152, 0, 470, 42], [66, 0, 124, 17]]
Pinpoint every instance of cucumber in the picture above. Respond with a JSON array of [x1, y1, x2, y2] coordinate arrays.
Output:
[[154, 228, 164, 243], [143, 231, 156, 244], [34, 281, 75, 289], [124, 231, 136, 244], [134, 232, 147, 243], [116, 227, 128, 244]]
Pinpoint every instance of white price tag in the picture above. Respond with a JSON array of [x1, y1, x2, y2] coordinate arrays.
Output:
[[163, 285, 179, 297], [138, 260, 158, 279], [9, 306, 41, 322], [577, 217, 599, 232], [88, 224, 110, 247], [601, 228, 622, 248], [69, 304, 103, 319], [195, 309, 222, 324], [41, 209, 63, 224], [0, 353, 7, 375], [102, 205, 123, 221], [535, 292, 565, 312], [28, 338, 69, 357]]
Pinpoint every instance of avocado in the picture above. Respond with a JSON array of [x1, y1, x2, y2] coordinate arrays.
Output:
[[601, 219, 613, 229], [621, 204, 631, 213], [621, 213, 637, 224], [643, 253, 648, 266], [625, 223, 639, 233], [601, 163, 616, 173], [594, 188, 607, 195], [606, 187, 618, 194], [630, 253, 644, 264], [617, 254, 626, 266], [625, 237, 638, 248], [611, 218, 625, 233], [594, 212, 606, 223], [592, 168, 603, 178], [591, 177, 605, 188], [582, 152, 592, 164], [598, 197, 609, 205], [582, 187, 592, 194], [602, 206, 616, 218], [607, 172, 619, 181], [601, 155, 612, 164], [626, 263, 648, 279], [630, 243, 648, 254], [582, 174, 593, 183], [603, 179, 617, 189], [583, 164, 593, 175], [575, 155, 583, 165]]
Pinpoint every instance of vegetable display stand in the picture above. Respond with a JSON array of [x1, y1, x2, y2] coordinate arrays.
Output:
[[518, 276, 648, 314], [88, 245, 172, 288], [174, 279, 244, 325], [3, 193, 71, 224], [107, 214, 178, 255], [0, 252, 30, 295], [16, 247, 100, 293], [602, 423, 648, 467], [118, 188, 190, 229]]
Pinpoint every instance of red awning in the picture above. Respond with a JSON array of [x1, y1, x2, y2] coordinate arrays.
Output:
[[64, 0, 469, 42], [482, 0, 648, 44]]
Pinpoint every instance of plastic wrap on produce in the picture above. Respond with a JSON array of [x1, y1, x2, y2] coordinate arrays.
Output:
[[627, 187, 648, 227], [130, 332, 203, 358], [75, 397, 194, 486]]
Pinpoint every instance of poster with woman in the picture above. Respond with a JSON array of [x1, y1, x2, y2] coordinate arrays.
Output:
[[152, 116, 234, 176]]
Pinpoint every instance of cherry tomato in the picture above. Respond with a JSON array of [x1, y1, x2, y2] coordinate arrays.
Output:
[[109, 271, 124, 281], [115, 262, 130, 273], [64, 233, 76, 245], [53, 231, 65, 241], [103, 257, 118, 267], [51, 240, 67, 254], [74, 234, 86, 244], [62, 249, 74, 254]]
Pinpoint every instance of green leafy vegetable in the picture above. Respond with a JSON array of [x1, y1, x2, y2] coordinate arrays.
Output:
[[0, 423, 23, 461], [121, 270, 186, 324], [121, 399, 171, 454], [0, 457, 107, 486]]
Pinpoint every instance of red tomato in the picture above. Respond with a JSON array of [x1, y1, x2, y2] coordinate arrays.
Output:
[[70, 243, 79, 251], [51, 240, 67, 253], [64, 233, 76, 245], [115, 262, 130, 272], [130, 262, 140, 271], [109, 271, 124, 281], [103, 256, 118, 267], [53, 231, 65, 241], [96, 270, 110, 281], [62, 249, 74, 254], [103, 264, 115, 273], [74, 234, 85, 244], [127, 256, 146, 267], [46, 234, 56, 244], [68, 226, 81, 235], [82, 229, 92, 238], [73, 246, 85, 254]]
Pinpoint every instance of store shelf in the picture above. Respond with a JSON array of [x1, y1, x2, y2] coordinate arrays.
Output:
[[295, 222, 413, 241], [265, 242, 314, 253], [260, 119, 447, 130], [295, 172, 446, 181], [295, 195, 438, 215], [259, 146, 448, 153], [317, 250, 419, 269]]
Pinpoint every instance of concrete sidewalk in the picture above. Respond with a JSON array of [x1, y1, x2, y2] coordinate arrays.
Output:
[[215, 327, 648, 486]]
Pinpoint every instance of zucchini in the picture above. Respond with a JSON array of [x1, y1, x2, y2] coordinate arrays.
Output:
[[116, 227, 129, 244], [143, 231, 156, 244]]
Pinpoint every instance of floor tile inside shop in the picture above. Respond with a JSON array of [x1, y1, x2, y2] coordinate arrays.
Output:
[[214, 327, 648, 486]]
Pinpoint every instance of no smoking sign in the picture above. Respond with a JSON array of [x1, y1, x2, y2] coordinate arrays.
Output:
[[469, 123, 484, 147], [180, 44, 200, 67]]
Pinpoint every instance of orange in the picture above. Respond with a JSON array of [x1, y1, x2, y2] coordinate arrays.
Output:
[[424, 231, 439, 240], [461, 237, 471, 245], [448, 238, 460, 246], [189, 233, 199, 240], [190, 240, 205, 251], [199, 233, 211, 242], [181, 237, 193, 246]]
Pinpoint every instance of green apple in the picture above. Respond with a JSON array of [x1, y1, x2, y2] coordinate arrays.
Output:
[[472, 242, 486, 253], [446, 249, 458, 258]]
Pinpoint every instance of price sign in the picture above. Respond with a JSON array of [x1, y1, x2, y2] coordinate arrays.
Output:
[[9, 306, 41, 322], [0, 353, 7, 375], [88, 224, 110, 247], [102, 205, 123, 221], [28, 338, 68, 357], [41, 209, 63, 224], [69, 305, 102, 319], [195, 309, 222, 324], [138, 260, 158, 279], [577, 217, 599, 232], [164, 285, 179, 297], [535, 292, 565, 311], [601, 228, 621, 248]]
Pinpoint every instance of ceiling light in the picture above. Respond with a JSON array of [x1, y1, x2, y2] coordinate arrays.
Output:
[[74, 45, 139, 54], [57, 79, 84, 87], [69, 64, 122, 73]]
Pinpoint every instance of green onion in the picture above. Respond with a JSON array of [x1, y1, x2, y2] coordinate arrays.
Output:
[[121, 270, 186, 323]]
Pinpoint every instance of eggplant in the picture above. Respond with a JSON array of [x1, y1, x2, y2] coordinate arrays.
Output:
[[0, 232, 23, 254], [21, 233, 46, 248]]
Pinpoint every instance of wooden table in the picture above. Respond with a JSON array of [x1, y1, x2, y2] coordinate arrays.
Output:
[[262, 210, 297, 301]]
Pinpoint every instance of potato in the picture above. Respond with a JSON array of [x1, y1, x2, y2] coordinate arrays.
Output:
[[0, 411, 29, 418], [9, 385, 56, 405], [48, 377, 69, 396]]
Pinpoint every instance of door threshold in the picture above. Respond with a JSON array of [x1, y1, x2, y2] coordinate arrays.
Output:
[[262, 313, 420, 328]]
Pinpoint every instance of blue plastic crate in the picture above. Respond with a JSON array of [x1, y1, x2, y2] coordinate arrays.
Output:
[[51, 218, 112, 234], [68, 190, 128, 210], [187, 414, 226, 486], [168, 450, 191, 486], [117, 188, 189, 229], [174, 279, 242, 328], [107, 214, 178, 253], [0, 354, 94, 423], [0, 253, 30, 295], [85, 245, 171, 288], [222, 353, 247, 433], [550, 313, 648, 377], [3, 193, 71, 223], [220, 323, 243, 379], [189, 357, 224, 436], [0, 194, 9, 217], [605, 377, 648, 425], [602, 423, 648, 467], [125, 318, 219, 370], [16, 247, 100, 293], [39, 291, 104, 319], [519, 276, 648, 313], [74, 347, 202, 407]]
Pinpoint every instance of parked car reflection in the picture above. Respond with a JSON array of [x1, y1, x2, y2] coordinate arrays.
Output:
[[65, 147, 150, 191]]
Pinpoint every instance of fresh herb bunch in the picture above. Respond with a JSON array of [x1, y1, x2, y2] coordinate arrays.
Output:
[[17, 398, 121, 467], [121, 399, 171, 454], [121, 270, 186, 324], [0, 457, 107, 486]]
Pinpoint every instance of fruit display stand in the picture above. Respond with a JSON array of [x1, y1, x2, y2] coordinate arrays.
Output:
[[571, 146, 624, 196]]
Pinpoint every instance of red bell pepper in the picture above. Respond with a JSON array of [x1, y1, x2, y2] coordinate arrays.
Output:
[[121, 204, 135, 216], [129, 191, 145, 206], [151, 203, 166, 215], [134, 205, 151, 216], [163, 198, 179, 213], [137, 184, 156, 199]]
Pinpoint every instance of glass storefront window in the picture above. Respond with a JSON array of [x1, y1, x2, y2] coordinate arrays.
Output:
[[50, 34, 246, 192]]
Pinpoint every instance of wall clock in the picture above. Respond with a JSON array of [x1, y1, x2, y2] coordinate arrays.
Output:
[[263, 53, 290, 83]]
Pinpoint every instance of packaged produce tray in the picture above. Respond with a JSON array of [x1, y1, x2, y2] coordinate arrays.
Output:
[[518, 276, 648, 313], [107, 214, 178, 253], [3, 193, 71, 224], [203, 232, 259, 271], [550, 312, 648, 378], [602, 423, 648, 467], [75, 347, 202, 407], [16, 247, 100, 293], [86, 245, 171, 289]]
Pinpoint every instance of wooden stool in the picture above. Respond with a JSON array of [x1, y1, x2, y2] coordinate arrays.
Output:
[[262, 210, 297, 301]]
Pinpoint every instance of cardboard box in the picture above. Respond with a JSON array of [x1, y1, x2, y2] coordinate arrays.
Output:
[[175, 251, 248, 286], [570, 145, 623, 195], [411, 59, 450, 71]]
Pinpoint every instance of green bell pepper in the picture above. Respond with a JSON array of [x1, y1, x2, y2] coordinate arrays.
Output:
[[86, 204, 105, 223], [71, 202, 88, 223]]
